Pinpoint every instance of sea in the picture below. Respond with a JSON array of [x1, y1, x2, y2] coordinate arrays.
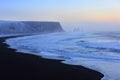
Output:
[[5, 32, 120, 80]]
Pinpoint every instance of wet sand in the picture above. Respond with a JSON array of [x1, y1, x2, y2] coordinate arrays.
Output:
[[0, 37, 103, 80]]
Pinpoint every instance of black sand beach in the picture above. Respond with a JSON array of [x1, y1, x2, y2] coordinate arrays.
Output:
[[0, 37, 103, 80]]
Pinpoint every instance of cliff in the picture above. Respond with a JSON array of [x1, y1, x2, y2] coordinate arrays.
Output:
[[0, 21, 64, 35]]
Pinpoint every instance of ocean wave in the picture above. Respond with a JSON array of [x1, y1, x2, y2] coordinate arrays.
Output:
[[6, 32, 120, 80]]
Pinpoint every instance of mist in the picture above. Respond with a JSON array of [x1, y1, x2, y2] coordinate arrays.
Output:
[[62, 22, 120, 33]]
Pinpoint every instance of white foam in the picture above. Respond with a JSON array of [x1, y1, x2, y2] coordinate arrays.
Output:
[[6, 32, 120, 80], [0, 34, 23, 37], [62, 58, 120, 80]]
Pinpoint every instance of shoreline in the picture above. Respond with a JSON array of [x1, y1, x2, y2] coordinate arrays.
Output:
[[0, 36, 103, 80]]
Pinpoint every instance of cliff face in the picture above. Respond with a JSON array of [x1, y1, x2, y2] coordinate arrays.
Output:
[[0, 21, 64, 34]]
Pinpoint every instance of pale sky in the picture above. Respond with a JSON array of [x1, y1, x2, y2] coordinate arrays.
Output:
[[0, 0, 120, 32]]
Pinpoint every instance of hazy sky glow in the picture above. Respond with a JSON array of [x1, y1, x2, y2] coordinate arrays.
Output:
[[0, 0, 120, 32]]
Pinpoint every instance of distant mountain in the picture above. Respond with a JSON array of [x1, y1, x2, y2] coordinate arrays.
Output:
[[0, 21, 64, 35]]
